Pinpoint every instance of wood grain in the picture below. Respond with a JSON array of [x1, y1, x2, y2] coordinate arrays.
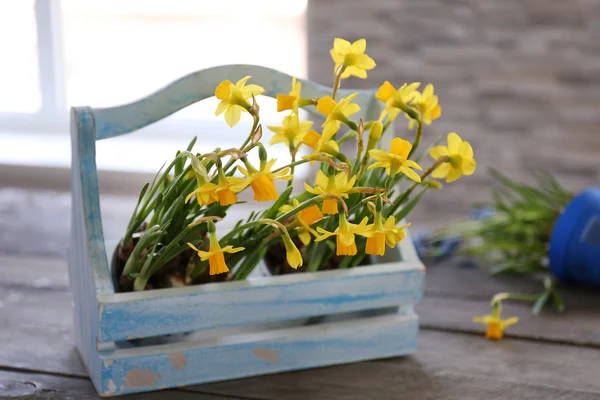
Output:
[[0, 370, 244, 400], [3, 254, 598, 348], [191, 358, 600, 400], [2, 271, 600, 397]]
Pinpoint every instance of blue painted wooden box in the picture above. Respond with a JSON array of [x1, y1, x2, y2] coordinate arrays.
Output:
[[68, 65, 425, 397]]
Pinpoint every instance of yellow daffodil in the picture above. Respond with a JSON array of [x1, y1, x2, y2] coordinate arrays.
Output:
[[407, 83, 441, 130], [215, 76, 265, 127], [185, 180, 219, 206], [277, 76, 302, 112], [376, 81, 420, 122], [315, 213, 370, 256], [304, 170, 357, 214], [282, 234, 303, 269], [368, 137, 423, 182], [473, 302, 518, 340], [301, 129, 342, 166], [238, 159, 292, 202], [268, 114, 313, 149], [429, 132, 476, 183], [279, 199, 323, 245], [360, 214, 410, 256], [330, 38, 376, 79], [301, 129, 340, 160], [382, 217, 410, 248], [317, 93, 360, 133], [214, 172, 248, 206], [187, 223, 244, 275]]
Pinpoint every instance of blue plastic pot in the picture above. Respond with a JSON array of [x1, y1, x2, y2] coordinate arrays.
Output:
[[549, 187, 600, 287]]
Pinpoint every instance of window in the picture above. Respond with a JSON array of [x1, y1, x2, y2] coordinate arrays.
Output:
[[0, 0, 308, 183]]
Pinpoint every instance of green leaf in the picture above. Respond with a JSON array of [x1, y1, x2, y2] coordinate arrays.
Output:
[[532, 289, 551, 315], [263, 186, 293, 220], [394, 187, 428, 221]]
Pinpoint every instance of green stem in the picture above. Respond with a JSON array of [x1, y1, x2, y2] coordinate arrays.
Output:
[[224, 114, 260, 172], [273, 159, 308, 174], [408, 119, 422, 159]]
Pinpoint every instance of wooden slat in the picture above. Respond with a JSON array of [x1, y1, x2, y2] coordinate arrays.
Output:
[[98, 261, 424, 342], [98, 311, 418, 396], [0, 370, 245, 399]]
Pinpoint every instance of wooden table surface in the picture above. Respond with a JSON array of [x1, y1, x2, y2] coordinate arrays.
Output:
[[1, 189, 599, 399]]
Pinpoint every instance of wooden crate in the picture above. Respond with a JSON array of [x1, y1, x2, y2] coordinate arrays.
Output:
[[68, 65, 425, 397]]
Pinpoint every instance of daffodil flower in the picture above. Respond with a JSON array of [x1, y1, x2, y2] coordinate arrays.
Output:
[[187, 223, 244, 275], [315, 213, 370, 256], [238, 159, 292, 202], [279, 199, 323, 245], [215, 76, 265, 127], [214, 171, 248, 206], [276, 77, 313, 112], [473, 302, 518, 340], [304, 170, 357, 214], [429, 132, 476, 183], [185, 181, 219, 206], [301, 129, 341, 163], [368, 137, 423, 182], [268, 114, 313, 149], [376, 81, 421, 122], [407, 83, 441, 130], [330, 38, 376, 79], [360, 214, 410, 256], [282, 234, 303, 269], [317, 93, 361, 133]]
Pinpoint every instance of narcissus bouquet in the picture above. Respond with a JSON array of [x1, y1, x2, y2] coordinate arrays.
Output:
[[114, 38, 477, 292]]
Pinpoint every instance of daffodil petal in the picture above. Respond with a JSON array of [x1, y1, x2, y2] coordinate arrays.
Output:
[[462, 158, 477, 175], [345, 66, 367, 79], [315, 170, 329, 190], [458, 141, 474, 159], [355, 54, 376, 70], [429, 145, 450, 160], [447, 132, 462, 154], [400, 166, 422, 183], [330, 49, 345, 65], [501, 317, 519, 328], [431, 162, 452, 179], [224, 105, 242, 127], [235, 76, 252, 89], [242, 84, 265, 98], [222, 246, 245, 254], [333, 37, 352, 53], [404, 159, 423, 170], [446, 166, 463, 183], [215, 101, 229, 116], [344, 103, 361, 116], [368, 149, 389, 161]]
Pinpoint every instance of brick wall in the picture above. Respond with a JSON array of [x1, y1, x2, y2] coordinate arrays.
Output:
[[307, 0, 600, 226]]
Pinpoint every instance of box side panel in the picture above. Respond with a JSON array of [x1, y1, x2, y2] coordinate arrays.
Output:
[[69, 107, 109, 392], [98, 311, 418, 396], [99, 265, 424, 342]]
